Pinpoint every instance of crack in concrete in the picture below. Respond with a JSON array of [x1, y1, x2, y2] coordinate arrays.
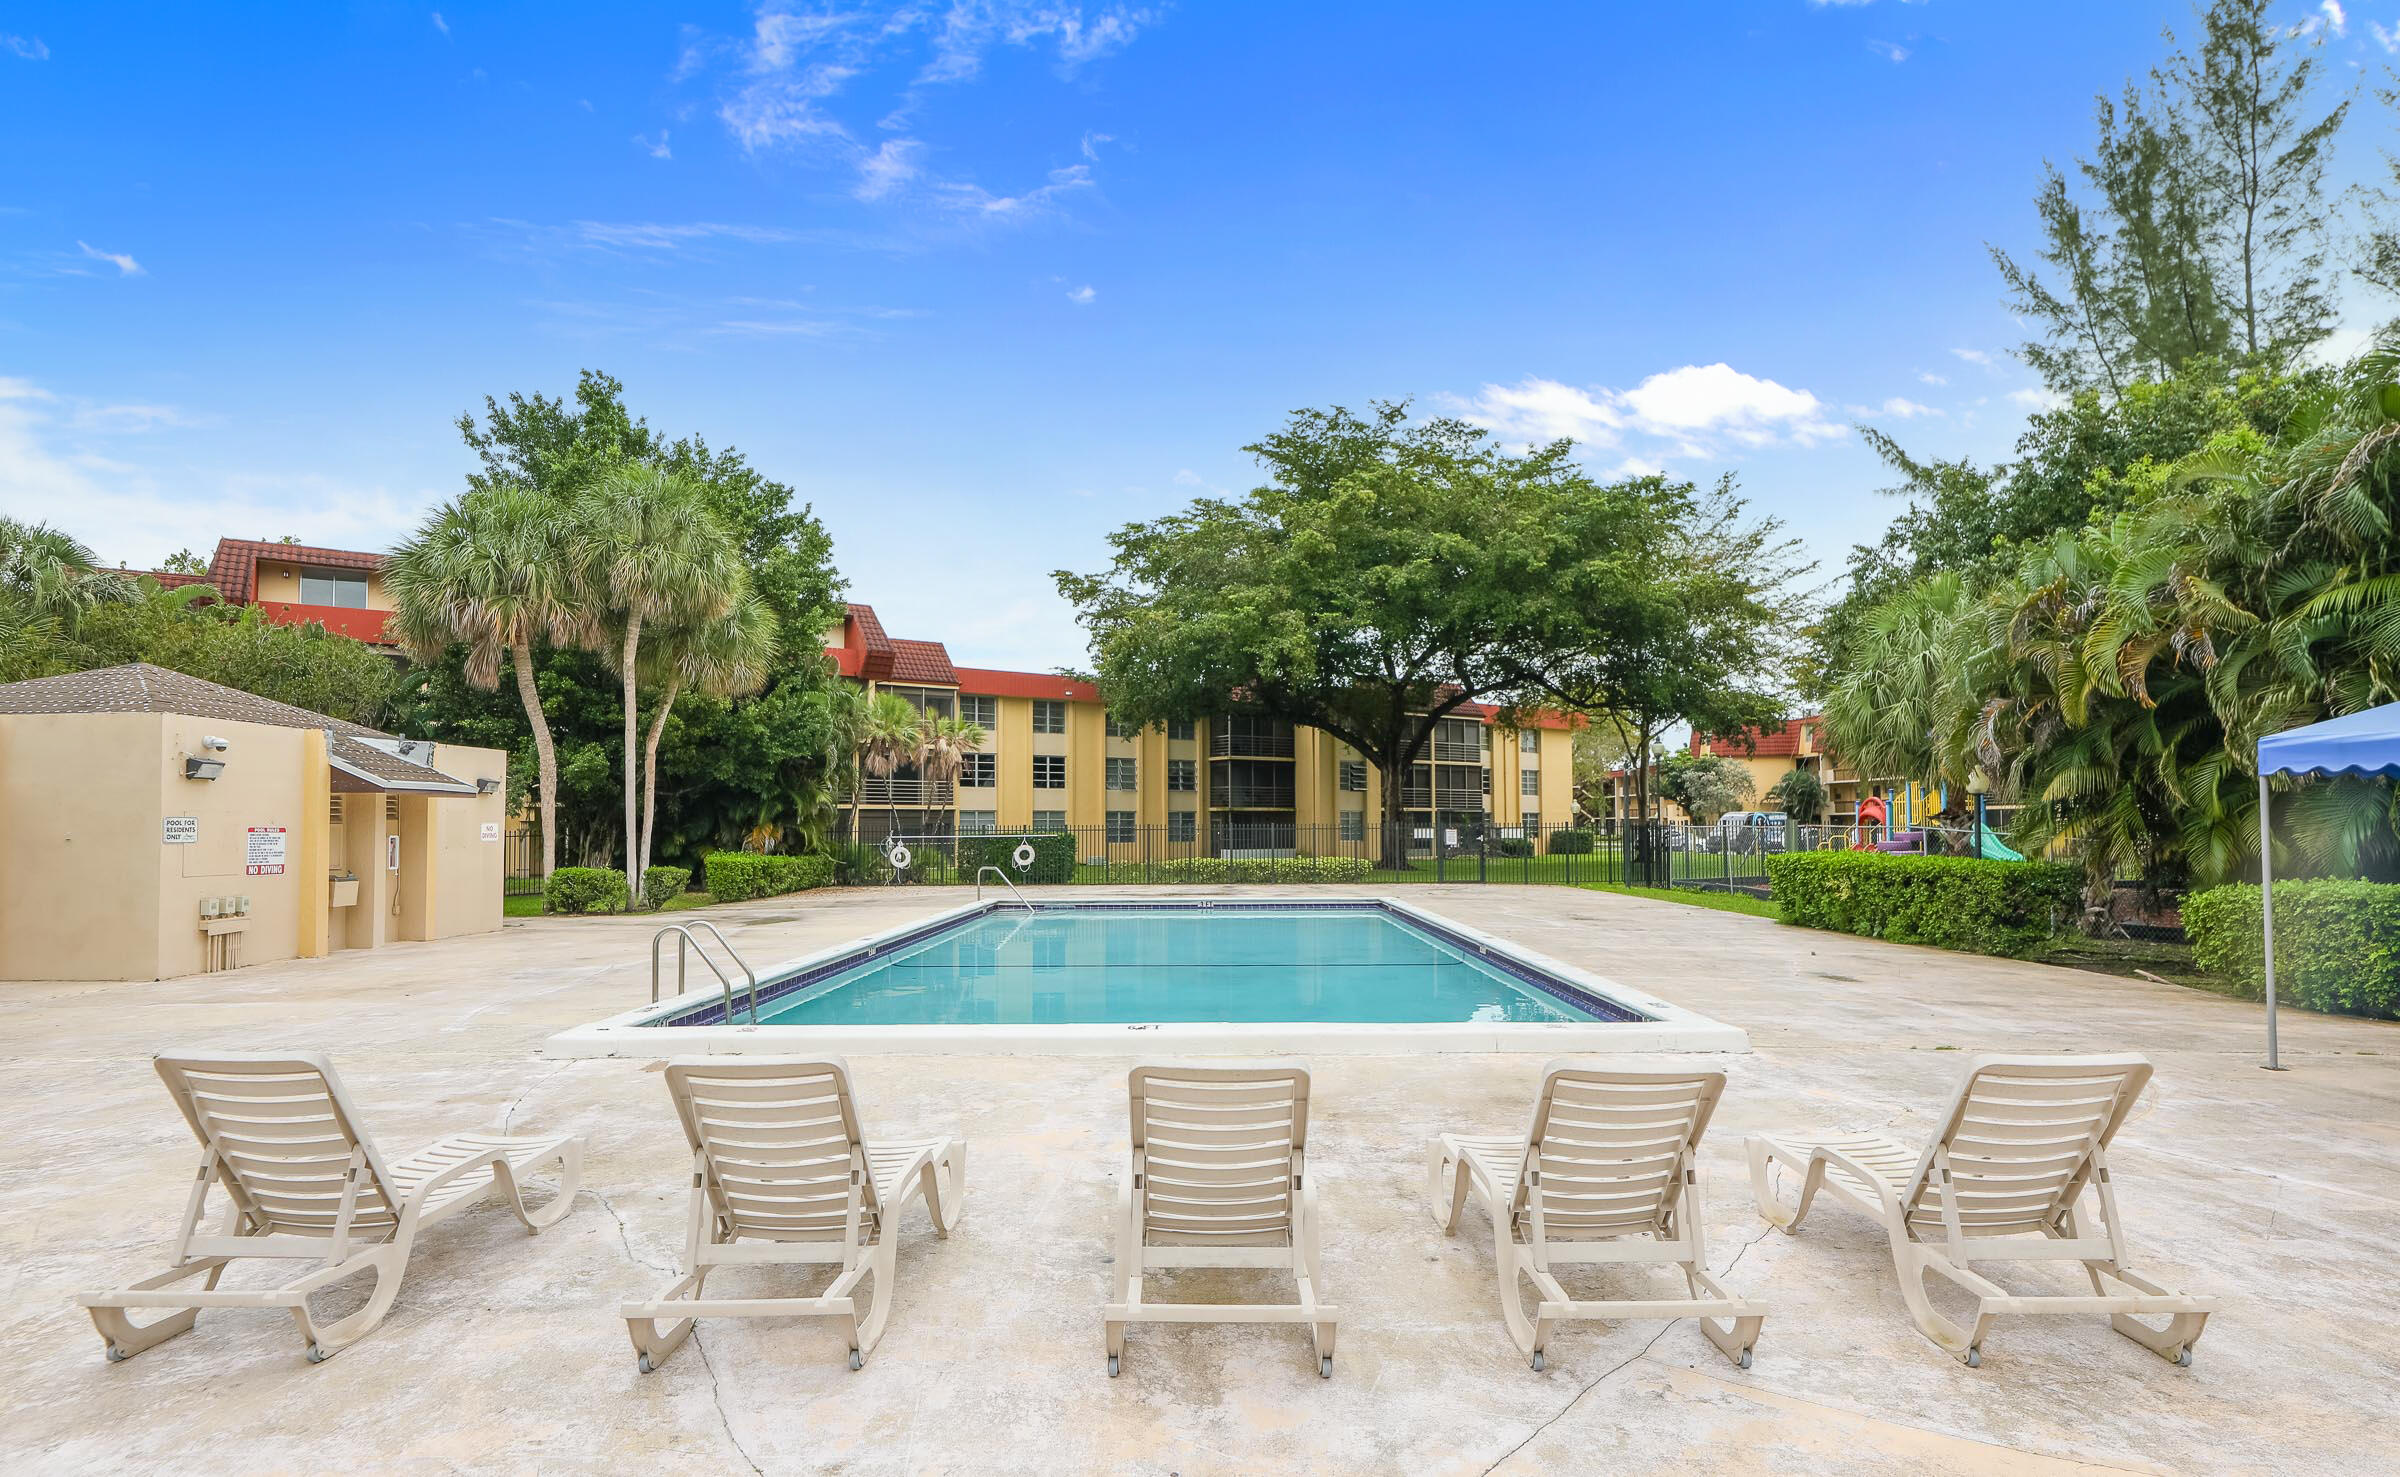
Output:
[[590, 1188, 761, 1477], [495, 1061, 570, 1136]]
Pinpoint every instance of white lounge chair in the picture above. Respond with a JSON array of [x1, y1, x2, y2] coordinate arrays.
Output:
[[622, 1057, 964, 1372], [1105, 1062, 1338, 1378], [1747, 1053, 2216, 1367], [1429, 1062, 1766, 1370], [79, 1052, 582, 1364]]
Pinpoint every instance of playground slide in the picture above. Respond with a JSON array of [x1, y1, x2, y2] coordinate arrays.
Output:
[[1978, 831, 2026, 862]]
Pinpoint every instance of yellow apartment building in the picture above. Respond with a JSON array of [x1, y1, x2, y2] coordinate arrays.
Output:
[[1594, 716, 1951, 835], [827, 603, 1577, 856]]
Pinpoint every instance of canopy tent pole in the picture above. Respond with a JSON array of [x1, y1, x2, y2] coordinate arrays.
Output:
[[2259, 773, 2284, 1071]]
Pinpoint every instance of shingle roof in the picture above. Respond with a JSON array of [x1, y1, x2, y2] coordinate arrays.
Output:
[[886, 638, 959, 686], [327, 734, 476, 793], [208, 538, 386, 604], [0, 663, 389, 737]]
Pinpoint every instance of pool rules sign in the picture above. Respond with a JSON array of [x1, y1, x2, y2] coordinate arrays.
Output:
[[245, 826, 287, 876]]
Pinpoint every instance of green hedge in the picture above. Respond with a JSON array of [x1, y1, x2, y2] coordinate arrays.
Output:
[[703, 852, 835, 903], [641, 865, 691, 911], [1492, 836, 1535, 858], [1766, 851, 2079, 957], [2184, 881, 2400, 1020], [1146, 855, 1375, 884], [1547, 829, 1596, 855], [544, 866, 629, 915], [957, 831, 1076, 884]]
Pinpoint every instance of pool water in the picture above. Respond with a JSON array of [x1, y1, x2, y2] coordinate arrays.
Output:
[[727, 905, 1617, 1027]]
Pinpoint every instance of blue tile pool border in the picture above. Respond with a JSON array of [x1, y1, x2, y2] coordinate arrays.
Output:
[[649, 899, 1651, 1028]]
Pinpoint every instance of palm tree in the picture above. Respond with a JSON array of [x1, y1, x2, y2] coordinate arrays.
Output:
[[912, 713, 990, 836], [0, 516, 132, 615], [386, 486, 585, 880], [631, 587, 778, 893], [852, 691, 924, 844], [570, 463, 746, 901]]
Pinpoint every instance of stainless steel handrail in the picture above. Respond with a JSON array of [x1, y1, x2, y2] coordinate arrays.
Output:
[[651, 921, 760, 1023], [974, 865, 1032, 910]]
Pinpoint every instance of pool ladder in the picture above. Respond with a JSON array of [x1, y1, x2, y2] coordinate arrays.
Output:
[[652, 921, 760, 1024], [974, 865, 1036, 910]]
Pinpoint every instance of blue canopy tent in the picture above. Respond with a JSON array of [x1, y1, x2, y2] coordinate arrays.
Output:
[[2254, 701, 2400, 1069]]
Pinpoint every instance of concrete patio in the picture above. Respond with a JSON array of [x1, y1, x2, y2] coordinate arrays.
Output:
[[3, 884, 2392, 1474]]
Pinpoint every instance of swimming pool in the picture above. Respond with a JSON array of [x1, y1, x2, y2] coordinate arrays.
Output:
[[547, 898, 1746, 1056]]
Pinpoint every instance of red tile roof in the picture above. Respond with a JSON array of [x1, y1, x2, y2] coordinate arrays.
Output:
[[952, 667, 1102, 702], [886, 638, 959, 686], [138, 570, 217, 590], [207, 538, 385, 604], [1692, 716, 1819, 759]]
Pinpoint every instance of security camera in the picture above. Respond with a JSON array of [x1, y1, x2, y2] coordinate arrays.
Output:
[[202, 736, 231, 752]]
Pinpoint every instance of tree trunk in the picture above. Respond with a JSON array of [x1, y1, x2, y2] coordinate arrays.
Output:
[[620, 613, 643, 906], [638, 679, 681, 904], [509, 641, 560, 880]]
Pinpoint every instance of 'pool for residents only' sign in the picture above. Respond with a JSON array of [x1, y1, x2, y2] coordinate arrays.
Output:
[[245, 826, 287, 875], [163, 816, 198, 845]]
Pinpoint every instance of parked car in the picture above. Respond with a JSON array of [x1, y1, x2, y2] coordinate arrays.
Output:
[[1703, 811, 1788, 854]]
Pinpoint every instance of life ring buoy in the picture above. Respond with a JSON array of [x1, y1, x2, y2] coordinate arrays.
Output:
[[1011, 840, 1038, 870], [886, 843, 912, 871]]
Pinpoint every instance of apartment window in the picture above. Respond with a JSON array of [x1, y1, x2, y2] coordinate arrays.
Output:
[[1168, 719, 1195, 741], [299, 568, 369, 608], [1032, 700, 1066, 734], [1338, 760, 1367, 792], [1521, 768, 1540, 796], [1105, 811, 1137, 843], [1167, 758, 1196, 792], [1338, 810, 1365, 842], [1032, 810, 1066, 830], [1167, 811, 1196, 842], [1521, 729, 1539, 754], [1105, 757, 1137, 791], [958, 811, 997, 834], [959, 694, 995, 727], [960, 753, 996, 788], [1105, 713, 1137, 738], [1032, 754, 1066, 789]]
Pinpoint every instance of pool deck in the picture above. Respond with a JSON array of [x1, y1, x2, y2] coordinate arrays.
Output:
[[2, 883, 2393, 1474]]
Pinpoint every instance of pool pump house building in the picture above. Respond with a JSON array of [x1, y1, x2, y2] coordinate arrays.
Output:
[[0, 664, 508, 981]]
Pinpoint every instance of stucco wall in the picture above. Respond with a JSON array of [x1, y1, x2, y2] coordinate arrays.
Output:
[[420, 743, 507, 940], [0, 713, 168, 981]]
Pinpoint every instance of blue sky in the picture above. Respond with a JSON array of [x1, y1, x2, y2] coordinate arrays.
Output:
[[4, 1, 2395, 669]]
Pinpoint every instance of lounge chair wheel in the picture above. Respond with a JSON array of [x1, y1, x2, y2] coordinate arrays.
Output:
[[1320, 1355, 1333, 1379], [1107, 1355, 1121, 1377], [848, 1349, 863, 1371], [2175, 1348, 2192, 1368], [105, 1346, 130, 1363], [1737, 1349, 1752, 1370], [638, 1354, 654, 1374], [1530, 1351, 1545, 1372], [1964, 1347, 1981, 1368], [306, 1344, 330, 1364]]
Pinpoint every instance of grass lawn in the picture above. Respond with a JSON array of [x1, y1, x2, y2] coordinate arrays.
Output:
[[504, 890, 715, 918], [1577, 883, 1783, 919], [1058, 842, 1773, 889]]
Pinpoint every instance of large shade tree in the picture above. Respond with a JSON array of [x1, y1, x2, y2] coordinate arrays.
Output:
[[1059, 402, 1715, 866]]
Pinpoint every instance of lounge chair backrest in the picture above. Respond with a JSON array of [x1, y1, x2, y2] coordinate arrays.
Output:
[[1511, 1063, 1723, 1241], [663, 1058, 881, 1242], [153, 1054, 400, 1238], [1128, 1062, 1309, 1244], [1901, 1055, 2153, 1237]]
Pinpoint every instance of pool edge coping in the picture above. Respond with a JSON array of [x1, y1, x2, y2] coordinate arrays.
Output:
[[541, 894, 1750, 1057]]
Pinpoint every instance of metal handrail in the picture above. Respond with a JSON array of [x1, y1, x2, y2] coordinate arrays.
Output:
[[974, 865, 1033, 910], [651, 921, 759, 1024]]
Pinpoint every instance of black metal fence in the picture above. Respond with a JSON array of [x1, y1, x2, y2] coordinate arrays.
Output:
[[504, 829, 543, 897]]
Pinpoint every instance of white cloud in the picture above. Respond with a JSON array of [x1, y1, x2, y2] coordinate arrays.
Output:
[[2008, 386, 2066, 412], [1951, 346, 1993, 365], [2, 33, 47, 60], [719, 62, 856, 153], [2324, 2, 2347, 36], [1866, 39, 1909, 62], [635, 131, 673, 159], [1080, 131, 1112, 162], [1453, 365, 1843, 459], [932, 162, 1092, 216], [431, 11, 449, 36], [1875, 396, 1941, 419], [571, 220, 805, 249], [1065, 283, 1096, 305], [2373, 18, 2399, 52], [1917, 371, 1947, 386], [854, 138, 923, 199], [77, 241, 143, 276], [0, 381, 424, 569]]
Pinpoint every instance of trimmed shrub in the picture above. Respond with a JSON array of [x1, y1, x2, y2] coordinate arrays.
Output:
[[544, 866, 629, 915], [958, 831, 1076, 884], [1147, 855, 1375, 883], [1766, 850, 2079, 958], [1492, 836, 1535, 858], [703, 851, 835, 903], [1547, 829, 1596, 855], [2184, 881, 2400, 1020], [641, 865, 692, 911]]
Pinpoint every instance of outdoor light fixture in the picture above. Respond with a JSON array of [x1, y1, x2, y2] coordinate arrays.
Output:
[[183, 755, 226, 781], [477, 777, 502, 795], [201, 735, 230, 752]]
